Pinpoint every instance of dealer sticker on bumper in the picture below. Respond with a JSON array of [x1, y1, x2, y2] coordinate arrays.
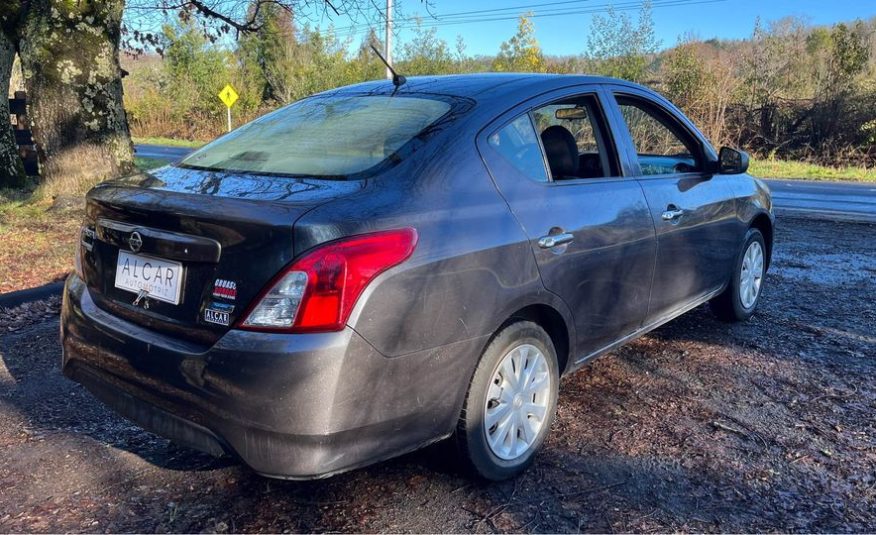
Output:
[[204, 302, 233, 326]]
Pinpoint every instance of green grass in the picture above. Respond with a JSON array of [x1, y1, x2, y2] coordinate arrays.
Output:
[[134, 156, 172, 172], [749, 159, 876, 182], [132, 136, 207, 148]]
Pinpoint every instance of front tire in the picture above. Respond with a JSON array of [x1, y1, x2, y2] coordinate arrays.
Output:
[[455, 321, 559, 481], [711, 228, 766, 322]]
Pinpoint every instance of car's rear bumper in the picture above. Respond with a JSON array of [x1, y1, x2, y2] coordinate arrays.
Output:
[[60, 275, 484, 479]]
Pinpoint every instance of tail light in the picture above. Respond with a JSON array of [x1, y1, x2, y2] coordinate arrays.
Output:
[[75, 225, 95, 279], [74, 239, 84, 279], [239, 228, 418, 333]]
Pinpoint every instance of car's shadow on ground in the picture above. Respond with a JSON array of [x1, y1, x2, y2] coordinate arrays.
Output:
[[0, 303, 723, 477]]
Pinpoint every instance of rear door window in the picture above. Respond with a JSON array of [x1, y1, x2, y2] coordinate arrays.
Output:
[[181, 95, 453, 179], [530, 94, 618, 179]]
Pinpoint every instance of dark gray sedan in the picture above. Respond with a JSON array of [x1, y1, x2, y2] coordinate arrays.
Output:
[[61, 74, 773, 481]]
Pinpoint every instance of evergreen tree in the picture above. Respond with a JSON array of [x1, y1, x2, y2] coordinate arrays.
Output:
[[238, 3, 299, 104]]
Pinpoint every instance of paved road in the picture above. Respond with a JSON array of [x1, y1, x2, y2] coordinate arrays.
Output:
[[763, 178, 876, 222], [134, 144, 876, 221], [135, 144, 193, 161]]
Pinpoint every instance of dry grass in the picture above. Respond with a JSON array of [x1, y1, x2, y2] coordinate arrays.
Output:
[[0, 157, 170, 294], [0, 199, 80, 293]]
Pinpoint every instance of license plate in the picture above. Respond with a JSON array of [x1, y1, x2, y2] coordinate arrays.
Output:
[[114, 251, 183, 305]]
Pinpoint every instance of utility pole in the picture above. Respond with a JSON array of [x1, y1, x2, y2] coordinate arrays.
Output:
[[385, 0, 393, 80]]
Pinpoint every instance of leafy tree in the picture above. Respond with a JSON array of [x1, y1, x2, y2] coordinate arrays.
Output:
[[163, 20, 231, 123], [743, 17, 810, 105], [660, 37, 739, 146], [354, 27, 386, 81], [586, 0, 659, 83], [807, 21, 871, 153], [398, 19, 455, 75], [452, 35, 479, 73], [740, 17, 813, 155], [492, 14, 546, 73], [663, 39, 708, 107], [823, 22, 870, 97], [293, 25, 359, 97]]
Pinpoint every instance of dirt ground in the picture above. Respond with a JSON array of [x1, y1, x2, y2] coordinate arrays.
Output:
[[1, 215, 874, 533]]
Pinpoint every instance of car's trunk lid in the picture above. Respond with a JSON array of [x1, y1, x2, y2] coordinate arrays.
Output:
[[80, 165, 362, 345]]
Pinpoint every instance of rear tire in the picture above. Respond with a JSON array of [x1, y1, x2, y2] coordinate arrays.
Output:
[[454, 321, 559, 481], [711, 228, 766, 322]]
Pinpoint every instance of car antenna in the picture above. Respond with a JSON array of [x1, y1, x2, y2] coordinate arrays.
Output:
[[370, 45, 406, 88]]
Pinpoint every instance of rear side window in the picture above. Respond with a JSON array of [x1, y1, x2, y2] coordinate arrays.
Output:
[[488, 115, 550, 182], [181, 95, 452, 178], [615, 96, 702, 175]]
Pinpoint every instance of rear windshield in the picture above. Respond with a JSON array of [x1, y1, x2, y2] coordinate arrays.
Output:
[[180, 95, 452, 178]]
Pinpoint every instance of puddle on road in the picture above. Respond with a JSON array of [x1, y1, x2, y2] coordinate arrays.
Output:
[[772, 250, 876, 285]]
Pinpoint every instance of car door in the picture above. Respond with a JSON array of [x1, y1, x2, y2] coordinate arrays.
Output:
[[603, 86, 739, 324], [478, 88, 656, 359]]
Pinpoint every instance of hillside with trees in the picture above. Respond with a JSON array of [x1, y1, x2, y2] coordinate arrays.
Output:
[[121, 4, 876, 169]]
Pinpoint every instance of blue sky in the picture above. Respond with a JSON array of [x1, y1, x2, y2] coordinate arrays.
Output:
[[307, 0, 876, 57]]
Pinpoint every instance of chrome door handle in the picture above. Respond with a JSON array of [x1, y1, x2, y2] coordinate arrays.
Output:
[[661, 208, 685, 221], [537, 232, 574, 248]]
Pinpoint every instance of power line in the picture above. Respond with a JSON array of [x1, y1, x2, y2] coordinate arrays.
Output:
[[335, 0, 608, 30], [333, 0, 726, 32], [331, 0, 727, 39]]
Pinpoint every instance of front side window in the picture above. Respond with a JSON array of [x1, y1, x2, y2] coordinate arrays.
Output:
[[488, 115, 550, 182], [181, 95, 453, 178], [616, 96, 702, 175]]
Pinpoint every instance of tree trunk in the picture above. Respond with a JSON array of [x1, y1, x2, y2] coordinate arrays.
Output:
[[19, 0, 133, 196], [0, 29, 26, 188]]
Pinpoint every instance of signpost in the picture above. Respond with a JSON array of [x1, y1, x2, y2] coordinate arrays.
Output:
[[218, 84, 239, 132]]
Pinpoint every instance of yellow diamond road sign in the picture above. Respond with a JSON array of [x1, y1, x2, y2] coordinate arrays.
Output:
[[218, 84, 239, 108]]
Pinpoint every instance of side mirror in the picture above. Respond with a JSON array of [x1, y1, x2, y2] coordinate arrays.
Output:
[[718, 146, 749, 174]]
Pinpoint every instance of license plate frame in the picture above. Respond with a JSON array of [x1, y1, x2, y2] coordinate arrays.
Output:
[[114, 250, 184, 305]]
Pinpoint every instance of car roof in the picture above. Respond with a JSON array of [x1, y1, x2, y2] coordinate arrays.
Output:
[[326, 73, 643, 103]]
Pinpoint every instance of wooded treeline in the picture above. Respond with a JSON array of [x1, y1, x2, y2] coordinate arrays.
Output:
[[2, 1, 874, 197], [121, 5, 876, 167]]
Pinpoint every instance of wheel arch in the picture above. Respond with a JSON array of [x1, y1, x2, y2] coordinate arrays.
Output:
[[502, 303, 572, 376], [749, 212, 774, 269]]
